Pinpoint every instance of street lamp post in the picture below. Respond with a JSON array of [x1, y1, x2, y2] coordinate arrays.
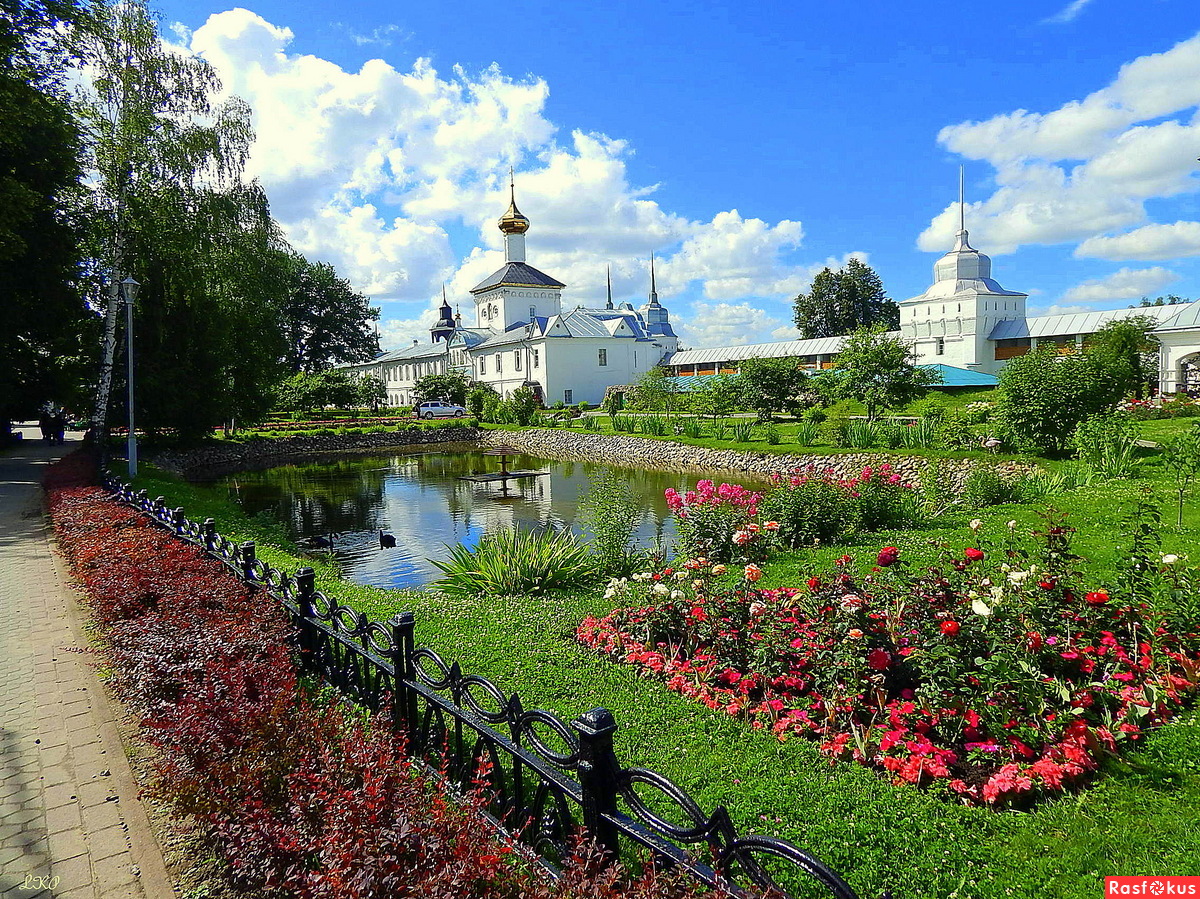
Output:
[[121, 276, 141, 478]]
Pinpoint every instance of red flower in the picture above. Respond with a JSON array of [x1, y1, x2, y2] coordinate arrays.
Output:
[[1025, 632, 1044, 651], [1084, 591, 1109, 605], [876, 546, 900, 567], [964, 548, 985, 563], [867, 648, 891, 670], [940, 620, 961, 637], [806, 577, 821, 590], [1038, 579, 1057, 591]]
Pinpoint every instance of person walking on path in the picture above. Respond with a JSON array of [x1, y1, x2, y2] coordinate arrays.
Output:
[[0, 427, 173, 898]]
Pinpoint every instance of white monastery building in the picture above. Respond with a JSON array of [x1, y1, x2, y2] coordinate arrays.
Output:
[[345, 186, 679, 407], [348, 185, 1200, 401]]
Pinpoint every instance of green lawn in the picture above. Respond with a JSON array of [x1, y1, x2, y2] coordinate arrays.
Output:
[[128, 438, 1200, 898]]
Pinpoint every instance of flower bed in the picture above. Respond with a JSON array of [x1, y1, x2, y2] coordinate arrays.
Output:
[[44, 452, 722, 899], [579, 517, 1200, 807]]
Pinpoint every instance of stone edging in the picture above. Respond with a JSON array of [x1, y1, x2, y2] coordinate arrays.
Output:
[[151, 424, 1037, 490]]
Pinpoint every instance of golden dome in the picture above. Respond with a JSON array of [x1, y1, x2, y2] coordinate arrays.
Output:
[[498, 196, 529, 234]]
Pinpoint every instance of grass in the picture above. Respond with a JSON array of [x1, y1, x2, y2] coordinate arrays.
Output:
[[1135, 417, 1200, 445], [127, 439, 1200, 898]]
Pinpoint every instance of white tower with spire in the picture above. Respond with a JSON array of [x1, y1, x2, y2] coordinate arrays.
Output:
[[900, 168, 1027, 373]]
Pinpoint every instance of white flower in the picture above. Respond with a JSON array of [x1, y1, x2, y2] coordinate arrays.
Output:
[[971, 598, 992, 617], [670, 590, 685, 600], [1162, 554, 1179, 565], [1007, 520, 1017, 530], [653, 583, 670, 595], [990, 585, 1005, 602], [1007, 571, 1029, 586], [674, 571, 690, 581], [969, 519, 983, 532]]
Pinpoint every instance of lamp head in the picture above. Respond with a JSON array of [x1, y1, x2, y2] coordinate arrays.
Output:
[[120, 276, 140, 304]]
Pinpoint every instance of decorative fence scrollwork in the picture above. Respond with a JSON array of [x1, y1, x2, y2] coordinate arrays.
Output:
[[103, 469, 882, 899]]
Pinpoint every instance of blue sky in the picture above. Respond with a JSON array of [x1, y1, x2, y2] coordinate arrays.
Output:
[[156, 0, 1200, 349]]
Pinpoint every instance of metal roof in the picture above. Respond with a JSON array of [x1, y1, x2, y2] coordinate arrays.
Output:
[[920, 364, 998, 387], [666, 333, 902, 367], [1153, 299, 1200, 332], [470, 262, 565, 293], [988, 304, 1181, 340]]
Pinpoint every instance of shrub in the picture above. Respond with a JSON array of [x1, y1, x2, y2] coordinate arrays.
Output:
[[934, 410, 974, 450], [581, 518, 1200, 808], [1070, 412, 1139, 479], [961, 466, 1015, 509], [759, 470, 860, 547], [731, 420, 755, 442], [578, 470, 642, 576], [844, 420, 876, 449], [664, 480, 771, 563], [996, 347, 1125, 455], [901, 418, 936, 449], [582, 416, 600, 432], [681, 417, 705, 439], [762, 424, 781, 445], [431, 528, 598, 596], [640, 414, 670, 437], [611, 414, 637, 433], [710, 419, 728, 440], [818, 415, 848, 447]]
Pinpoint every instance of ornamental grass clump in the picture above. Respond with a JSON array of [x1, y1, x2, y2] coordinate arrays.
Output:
[[431, 528, 598, 596], [579, 514, 1200, 808]]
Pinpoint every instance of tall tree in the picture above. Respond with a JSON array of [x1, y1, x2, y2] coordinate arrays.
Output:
[[1085, 315, 1159, 400], [73, 0, 288, 438], [0, 0, 94, 433], [792, 259, 899, 339], [733, 358, 809, 421], [277, 252, 380, 373]]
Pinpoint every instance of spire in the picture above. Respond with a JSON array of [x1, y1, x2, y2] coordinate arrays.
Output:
[[648, 252, 659, 306], [606, 265, 614, 309], [954, 165, 973, 251]]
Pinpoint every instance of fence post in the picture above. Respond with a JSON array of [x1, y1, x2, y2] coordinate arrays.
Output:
[[389, 612, 417, 734], [240, 541, 257, 582], [171, 507, 186, 536], [573, 707, 622, 862], [153, 496, 166, 519], [202, 518, 217, 553], [294, 567, 316, 617]]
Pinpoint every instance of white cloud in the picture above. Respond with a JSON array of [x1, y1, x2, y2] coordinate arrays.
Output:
[[1043, 0, 1095, 24], [920, 33, 1200, 255], [379, 308, 438, 351], [337, 23, 407, 47], [1059, 266, 1179, 303], [186, 9, 827, 346], [1031, 303, 1092, 316], [1076, 221, 1200, 260], [678, 302, 784, 348]]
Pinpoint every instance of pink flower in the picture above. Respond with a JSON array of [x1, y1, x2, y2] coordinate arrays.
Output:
[[743, 564, 763, 582], [964, 547, 985, 563], [876, 546, 900, 567]]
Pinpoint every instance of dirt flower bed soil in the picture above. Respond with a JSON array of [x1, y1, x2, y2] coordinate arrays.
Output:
[[44, 452, 726, 899], [579, 511, 1200, 807]]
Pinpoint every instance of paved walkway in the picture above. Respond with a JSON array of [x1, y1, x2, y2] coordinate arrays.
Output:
[[0, 430, 173, 899]]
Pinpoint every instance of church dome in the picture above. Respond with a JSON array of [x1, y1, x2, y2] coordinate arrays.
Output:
[[498, 197, 529, 234]]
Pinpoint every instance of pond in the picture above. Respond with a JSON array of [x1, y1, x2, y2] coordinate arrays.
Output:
[[217, 450, 764, 590]]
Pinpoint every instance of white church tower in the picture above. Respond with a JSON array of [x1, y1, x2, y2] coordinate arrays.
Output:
[[469, 173, 565, 331], [900, 170, 1027, 373]]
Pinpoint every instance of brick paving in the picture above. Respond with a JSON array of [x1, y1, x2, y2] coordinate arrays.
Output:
[[0, 430, 173, 899]]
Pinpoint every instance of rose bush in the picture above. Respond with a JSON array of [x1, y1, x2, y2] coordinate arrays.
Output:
[[578, 517, 1200, 807]]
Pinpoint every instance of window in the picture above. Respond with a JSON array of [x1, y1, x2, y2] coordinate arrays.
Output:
[[514, 350, 521, 371], [564, 389, 573, 404], [495, 353, 502, 373], [935, 337, 945, 356], [479, 357, 486, 375], [529, 305, 536, 321], [532, 349, 539, 368], [598, 349, 608, 366]]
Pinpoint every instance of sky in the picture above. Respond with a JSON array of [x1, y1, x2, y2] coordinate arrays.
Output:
[[153, 0, 1200, 351]]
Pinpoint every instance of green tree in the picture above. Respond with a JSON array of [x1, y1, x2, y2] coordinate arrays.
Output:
[[277, 252, 379, 373], [691, 374, 740, 421], [1162, 427, 1200, 528], [413, 371, 469, 407], [996, 345, 1125, 455], [74, 0, 286, 439], [466, 382, 498, 419], [0, 0, 94, 434], [826, 325, 940, 420], [355, 374, 386, 412], [633, 366, 677, 414], [733, 358, 809, 421], [792, 259, 899, 339], [1085, 315, 1159, 400]]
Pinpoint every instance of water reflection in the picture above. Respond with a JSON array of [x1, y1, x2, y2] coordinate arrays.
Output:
[[218, 451, 756, 590]]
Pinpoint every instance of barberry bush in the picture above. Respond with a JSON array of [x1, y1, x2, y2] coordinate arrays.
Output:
[[579, 514, 1200, 808], [45, 453, 728, 899]]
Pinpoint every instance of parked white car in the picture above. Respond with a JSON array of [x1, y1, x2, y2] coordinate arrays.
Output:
[[415, 400, 467, 419]]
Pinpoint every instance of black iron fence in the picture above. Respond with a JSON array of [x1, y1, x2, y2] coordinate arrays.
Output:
[[103, 473, 881, 899]]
